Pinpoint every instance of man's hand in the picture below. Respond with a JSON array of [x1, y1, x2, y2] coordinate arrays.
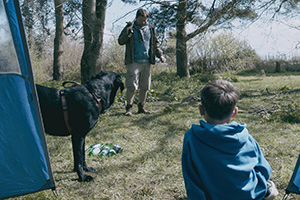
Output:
[[160, 56, 166, 63], [127, 26, 133, 34], [127, 26, 134, 38]]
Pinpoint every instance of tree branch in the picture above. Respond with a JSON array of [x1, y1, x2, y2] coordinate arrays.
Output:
[[187, 0, 237, 41]]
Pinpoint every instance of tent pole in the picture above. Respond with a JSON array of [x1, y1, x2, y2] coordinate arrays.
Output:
[[13, 0, 56, 190]]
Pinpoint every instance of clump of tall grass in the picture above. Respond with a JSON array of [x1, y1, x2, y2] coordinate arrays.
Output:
[[261, 102, 300, 124], [31, 36, 83, 82]]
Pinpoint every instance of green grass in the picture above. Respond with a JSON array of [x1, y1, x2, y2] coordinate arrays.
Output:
[[11, 72, 300, 200]]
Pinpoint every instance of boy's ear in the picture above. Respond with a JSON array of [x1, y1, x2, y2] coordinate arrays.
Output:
[[231, 107, 238, 118], [199, 104, 205, 115]]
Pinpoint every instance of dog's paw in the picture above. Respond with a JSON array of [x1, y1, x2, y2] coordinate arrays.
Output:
[[79, 175, 94, 182], [84, 166, 96, 172]]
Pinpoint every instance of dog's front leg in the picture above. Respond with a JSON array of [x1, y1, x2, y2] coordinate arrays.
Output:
[[82, 139, 96, 172], [72, 135, 94, 182]]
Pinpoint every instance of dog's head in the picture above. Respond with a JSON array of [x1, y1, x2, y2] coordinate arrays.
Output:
[[89, 71, 124, 113]]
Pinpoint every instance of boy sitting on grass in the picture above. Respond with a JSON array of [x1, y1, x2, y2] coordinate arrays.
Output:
[[181, 80, 278, 200]]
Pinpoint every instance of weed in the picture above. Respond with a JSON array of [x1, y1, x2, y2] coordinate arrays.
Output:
[[163, 105, 174, 113], [146, 89, 159, 102], [279, 85, 292, 91], [274, 103, 300, 123]]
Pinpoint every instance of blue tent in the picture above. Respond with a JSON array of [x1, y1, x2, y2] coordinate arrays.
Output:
[[0, 0, 55, 199], [284, 154, 300, 198]]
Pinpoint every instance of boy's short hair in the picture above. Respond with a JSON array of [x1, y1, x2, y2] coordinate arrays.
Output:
[[201, 80, 240, 120], [136, 8, 149, 19]]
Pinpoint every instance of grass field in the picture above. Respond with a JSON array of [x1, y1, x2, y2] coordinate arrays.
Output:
[[12, 71, 300, 200]]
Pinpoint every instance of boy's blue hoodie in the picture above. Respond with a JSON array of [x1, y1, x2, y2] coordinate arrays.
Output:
[[182, 120, 272, 200]]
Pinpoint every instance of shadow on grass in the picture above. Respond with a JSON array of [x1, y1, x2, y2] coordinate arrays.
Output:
[[85, 100, 199, 198], [239, 87, 300, 100]]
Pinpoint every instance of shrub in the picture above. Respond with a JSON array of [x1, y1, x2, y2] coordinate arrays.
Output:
[[102, 37, 126, 74], [31, 36, 82, 82], [276, 103, 300, 123], [261, 102, 300, 123], [255, 59, 300, 73], [30, 37, 53, 82], [61, 37, 83, 81], [189, 32, 260, 74]]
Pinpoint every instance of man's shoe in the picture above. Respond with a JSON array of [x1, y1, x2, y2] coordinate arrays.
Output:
[[138, 103, 150, 114], [125, 104, 133, 116], [263, 180, 279, 200]]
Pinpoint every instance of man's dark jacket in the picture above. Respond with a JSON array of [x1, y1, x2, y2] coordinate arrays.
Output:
[[118, 22, 163, 65]]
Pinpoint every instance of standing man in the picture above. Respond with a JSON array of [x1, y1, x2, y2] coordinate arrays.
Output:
[[118, 8, 166, 116]]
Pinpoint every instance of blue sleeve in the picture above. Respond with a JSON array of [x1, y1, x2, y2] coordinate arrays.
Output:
[[250, 136, 272, 181], [182, 132, 208, 200]]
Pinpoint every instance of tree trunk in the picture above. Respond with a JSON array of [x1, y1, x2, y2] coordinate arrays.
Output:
[[176, 0, 190, 78], [81, 0, 107, 83], [53, 0, 64, 80]]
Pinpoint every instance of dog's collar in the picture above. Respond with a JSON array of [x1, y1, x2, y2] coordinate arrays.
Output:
[[84, 85, 103, 113], [62, 81, 103, 113]]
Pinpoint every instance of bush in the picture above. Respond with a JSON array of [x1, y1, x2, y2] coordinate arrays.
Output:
[[30, 37, 53, 82], [61, 37, 83, 81], [255, 59, 300, 73], [31, 36, 82, 82], [276, 103, 300, 123], [189, 32, 260, 74], [102, 37, 126, 74], [261, 102, 300, 123]]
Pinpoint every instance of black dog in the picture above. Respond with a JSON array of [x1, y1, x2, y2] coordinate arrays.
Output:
[[36, 71, 124, 182]]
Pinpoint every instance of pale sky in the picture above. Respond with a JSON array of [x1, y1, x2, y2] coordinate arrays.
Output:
[[104, 1, 300, 58], [231, 18, 300, 58]]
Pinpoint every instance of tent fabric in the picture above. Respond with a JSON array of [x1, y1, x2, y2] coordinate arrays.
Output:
[[0, 0, 55, 199], [286, 154, 300, 195]]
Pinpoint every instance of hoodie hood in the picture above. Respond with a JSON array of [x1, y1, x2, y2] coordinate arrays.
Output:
[[191, 120, 248, 154]]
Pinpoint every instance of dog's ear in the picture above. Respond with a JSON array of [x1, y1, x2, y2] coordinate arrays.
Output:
[[91, 71, 104, 80]]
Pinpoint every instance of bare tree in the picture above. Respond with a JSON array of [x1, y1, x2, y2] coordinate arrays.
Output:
[[176, 0, 189, 77], [53, 0, 64, 80], [81, 0, 107, 83]]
